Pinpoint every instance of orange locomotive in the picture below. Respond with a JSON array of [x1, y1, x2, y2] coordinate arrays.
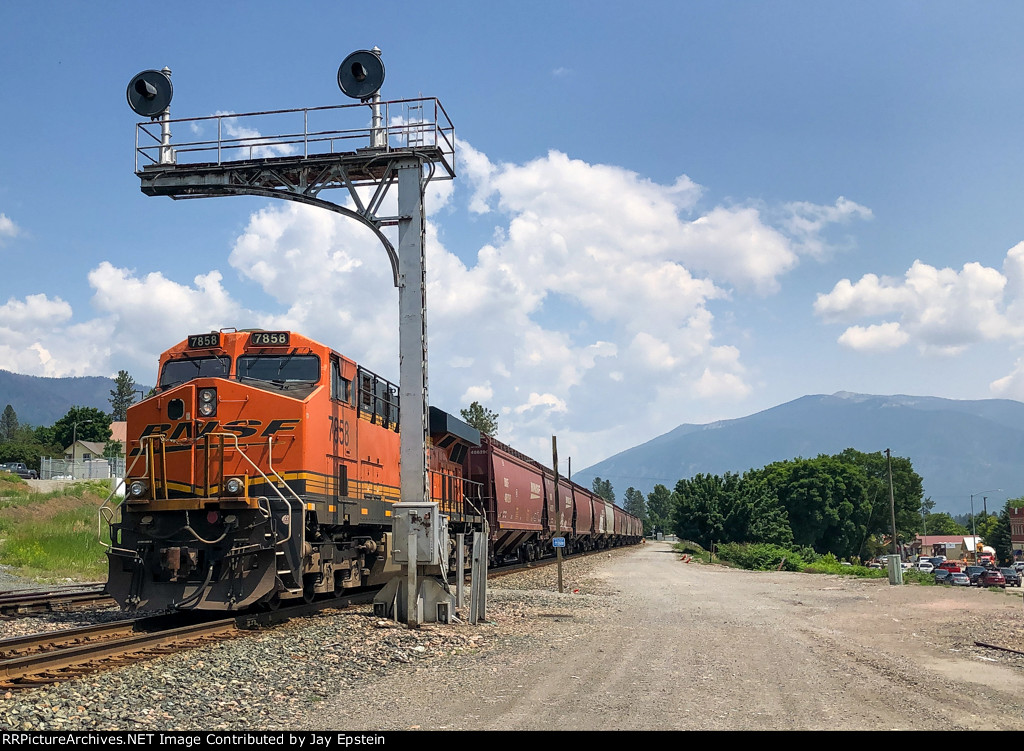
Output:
[[102, 329, 482, 611]]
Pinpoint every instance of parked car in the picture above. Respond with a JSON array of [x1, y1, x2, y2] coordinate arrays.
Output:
[[950, 572, 971, 586], [999, 568, 1021, 587], [938, 561, 964, 574], [0, 462, 37, 480], [914, 561, 935, 573], [966, 565, 987, 586], [934, 569, 953, 585], [978, 569, 1006, 588]]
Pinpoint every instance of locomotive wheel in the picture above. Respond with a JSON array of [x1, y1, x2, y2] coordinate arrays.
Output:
[[302, 575, 317, 604], [260, 592, 282, 611]]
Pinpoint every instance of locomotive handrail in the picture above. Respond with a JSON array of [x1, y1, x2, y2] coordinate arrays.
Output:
[[264, 435, 303, 553], [200, 431, 302, 549], [97, 443, 149, 550]]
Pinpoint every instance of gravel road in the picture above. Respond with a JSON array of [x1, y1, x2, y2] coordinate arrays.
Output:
[[309, 541, 1024, 731], [4, 541, 1024, 731]]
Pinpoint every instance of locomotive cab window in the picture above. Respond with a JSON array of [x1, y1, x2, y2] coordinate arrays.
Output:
[[331, 359, 352, 404], [237, 355, 320, 388], [160, 356, 231, 389]]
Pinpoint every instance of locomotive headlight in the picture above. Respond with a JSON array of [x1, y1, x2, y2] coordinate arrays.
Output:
[[129, 480, 148, 498], [198, 388, 217, 417], [224, 477, 244, 495]]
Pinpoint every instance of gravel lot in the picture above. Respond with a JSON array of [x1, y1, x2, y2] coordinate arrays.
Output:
[[2, 542, 1024, 731]]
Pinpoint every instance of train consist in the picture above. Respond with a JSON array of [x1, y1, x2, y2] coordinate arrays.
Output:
[[101, 329, 642, 612]]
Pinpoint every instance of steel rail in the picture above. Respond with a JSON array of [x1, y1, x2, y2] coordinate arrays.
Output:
[[0, 590, 379, 689], [0, 618, 239, 688], [0, 619, 141, 658], [0, 585, 114, 617]]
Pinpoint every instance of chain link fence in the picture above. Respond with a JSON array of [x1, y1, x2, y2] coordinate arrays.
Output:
[[40, 456, 125, 481]]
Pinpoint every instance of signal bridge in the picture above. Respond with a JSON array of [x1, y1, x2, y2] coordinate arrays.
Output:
[[133, 97, 454, 286]]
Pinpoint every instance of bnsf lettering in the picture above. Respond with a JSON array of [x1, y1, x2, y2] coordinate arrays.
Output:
[[261, 418, 299, 437], [328, 416, 350, 446], [139, 419, 298, 440], [169, 422, 221, 440], [223, 419, 262, 438], [140, 424, 172, 438]]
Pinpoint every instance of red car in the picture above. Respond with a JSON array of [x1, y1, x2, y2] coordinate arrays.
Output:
[[978, 569, 1006, 588], [938, 561, 964, 574]]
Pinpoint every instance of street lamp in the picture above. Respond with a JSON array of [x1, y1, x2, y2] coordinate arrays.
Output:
[[71, 420, 92, 479], [969, 488, 1001, 559]]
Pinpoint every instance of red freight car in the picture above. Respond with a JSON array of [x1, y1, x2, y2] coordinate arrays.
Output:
[[463, 434, 641, 565]]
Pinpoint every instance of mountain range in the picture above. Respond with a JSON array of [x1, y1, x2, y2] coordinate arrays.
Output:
[[0, 370, 151, 427], [2, 370, 1019, 517], [573, 392, 1024, 517]]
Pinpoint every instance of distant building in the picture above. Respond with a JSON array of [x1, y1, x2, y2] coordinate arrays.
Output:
[[1010, 507, 1024, 561], [64, 440, 106, 464], [911, 535, 980, 561], [109, 421, 126, 452]]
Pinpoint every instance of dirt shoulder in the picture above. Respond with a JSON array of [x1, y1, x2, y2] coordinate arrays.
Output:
[[306, 542, 1024, 731]]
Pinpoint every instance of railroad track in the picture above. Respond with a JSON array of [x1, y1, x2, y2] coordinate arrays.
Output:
[[0, 590, 377, 690], [0, 549, 617, 690], [0, 584, 115, 617]]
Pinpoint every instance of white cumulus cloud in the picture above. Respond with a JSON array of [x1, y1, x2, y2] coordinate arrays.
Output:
[[816, 257, 1016, 354], [0, 214, 19, 244]]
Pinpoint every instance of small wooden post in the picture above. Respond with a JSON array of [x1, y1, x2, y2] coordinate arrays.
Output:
[[552, 436, 563, 594]]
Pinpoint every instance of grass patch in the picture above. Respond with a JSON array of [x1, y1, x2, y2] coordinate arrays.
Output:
[[676, 541, 895, 580], [0, 480, 114, 582]]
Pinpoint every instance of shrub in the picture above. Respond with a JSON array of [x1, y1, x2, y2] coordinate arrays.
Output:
[[716, 542, 811, 572]]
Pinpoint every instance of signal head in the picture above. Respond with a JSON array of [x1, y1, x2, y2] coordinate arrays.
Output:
[[127, 69, 173, 118], [337, 49, 385, 101]]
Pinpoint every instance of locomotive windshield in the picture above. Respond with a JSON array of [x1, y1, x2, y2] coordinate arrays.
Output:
[[160, 356, 231, 389], [237, 354, 320, 386]]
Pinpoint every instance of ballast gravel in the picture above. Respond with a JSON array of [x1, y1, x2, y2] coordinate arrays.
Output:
[[6, 548, 1024, 731], [0, 554, 620, 731]]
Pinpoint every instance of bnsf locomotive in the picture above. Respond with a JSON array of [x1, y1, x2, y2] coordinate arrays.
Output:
[[101, 329, 641, 612]]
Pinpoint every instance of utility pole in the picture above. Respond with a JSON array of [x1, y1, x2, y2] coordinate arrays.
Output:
[[886, 448, 898, 557], [552, 436, 563, 594]]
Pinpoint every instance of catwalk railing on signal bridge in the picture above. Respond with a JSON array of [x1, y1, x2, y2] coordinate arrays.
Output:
[[134, 97, 455, 181]]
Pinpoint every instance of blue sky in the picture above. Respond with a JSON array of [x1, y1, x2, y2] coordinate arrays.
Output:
[[3, 2, 1024, 487]]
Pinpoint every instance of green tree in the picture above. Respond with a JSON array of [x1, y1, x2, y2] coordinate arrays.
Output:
[[103, 439, 124, 459], [672, 473, 731, 548], [460, 401, 499, 436], [622, 487, 648, 532], [646, 484, 673, 536], [53, 406, 112, 450], [755, 455, 872, 559], [922, 512, 968, 536], [975, 512, 1000, 543], [591, 477, 615, 503], [108, 370, 138, 421], [0, 404, 18, 442], [836, 448, 924, 549], [673, 471, 793, 549], [988, 500, 1015, 565], [730, 475, 793, 548]]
